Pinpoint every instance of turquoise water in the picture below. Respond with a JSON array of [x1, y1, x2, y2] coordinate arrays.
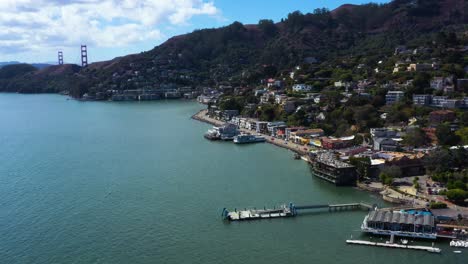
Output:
[[0, 94, 464, 263]]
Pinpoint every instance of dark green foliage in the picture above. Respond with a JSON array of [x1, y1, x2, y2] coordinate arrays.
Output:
[[429, 202, 447, 209], [0, 64, 35, 79], [219, 96, 244, 112], [403, 127, 428, 147], [350, 157, 371, 181], [436, 123, 461, 146], [380, 166, 402, 185], [257, 104, 283, 122], [287, 109, 307, 126], [258, 19, 278, 37], [446, 189, 467, 205], [408, 0, 441, 17]]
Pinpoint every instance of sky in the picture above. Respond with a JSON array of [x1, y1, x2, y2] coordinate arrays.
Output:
[[0, 0, 389, 64]]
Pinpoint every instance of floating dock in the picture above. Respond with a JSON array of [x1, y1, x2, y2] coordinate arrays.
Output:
[[222, 202, 374, 221], [222, 204, 295, 221], [346, 239, 441, 253]]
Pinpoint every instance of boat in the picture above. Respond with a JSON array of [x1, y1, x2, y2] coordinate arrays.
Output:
[[233, 134, 266, 144], [204, 127, 221, 140], [450, 240, 468, 248], [453, 251, 462, 254], [204, 124, 239, 141]]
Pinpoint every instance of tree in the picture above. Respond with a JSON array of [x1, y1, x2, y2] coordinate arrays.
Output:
[[412, 72, 431, 94], [423, 148, 452, 174], [287, 109, 307, 126], [350, 157, 371, 181], [219, 97, 243, 112], [258, 19, 277, 37], [446, 189, 467, 204], [379, 166, 402, 185], [455, 127, 468, 145], [436, 123, 460, 146], [403, 127, 427, 147]]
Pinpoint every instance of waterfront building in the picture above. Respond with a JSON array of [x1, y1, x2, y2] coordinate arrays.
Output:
[[197, 95, 217, 104], [372, 152, 425, 177], [361, 209, 437, 239], [204, 123, 239, 141], [256, 121, 268, 134], [285, 127, 306, 141], [309, 151, 357, 186], [290, 129, 324, 145], [321, 136, 354, 150], [267, 121, 286, 135]]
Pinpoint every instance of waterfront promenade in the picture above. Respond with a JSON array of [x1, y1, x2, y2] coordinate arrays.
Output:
[[192, 109, 312, 155]]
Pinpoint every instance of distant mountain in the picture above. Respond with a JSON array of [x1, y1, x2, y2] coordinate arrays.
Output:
[[0, 61, 21, 67], [0, 0, 467, 97], [0, 61, 53, 69], [31, 63, 54, 69]]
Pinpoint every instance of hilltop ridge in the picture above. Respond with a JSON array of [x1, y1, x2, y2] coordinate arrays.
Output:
[[0, 0, 466, 97]]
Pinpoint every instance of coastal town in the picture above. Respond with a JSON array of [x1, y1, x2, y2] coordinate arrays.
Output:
[[3, 0, 468, 262], [187, 37, 468, 248]]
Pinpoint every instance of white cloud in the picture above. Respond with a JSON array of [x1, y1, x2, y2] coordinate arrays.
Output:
[[0, 0, 219, 54]]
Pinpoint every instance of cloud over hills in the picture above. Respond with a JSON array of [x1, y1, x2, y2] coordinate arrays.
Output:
[[0, 0, 219, 54]]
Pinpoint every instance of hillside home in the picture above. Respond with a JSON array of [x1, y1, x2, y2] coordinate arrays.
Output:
[[407, 63, 433, 72], [385, 91, 405, 105], [292, 84, 313, 92]]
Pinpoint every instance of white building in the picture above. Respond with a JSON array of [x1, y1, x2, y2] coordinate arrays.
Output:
[[292, 84, 312, 92]]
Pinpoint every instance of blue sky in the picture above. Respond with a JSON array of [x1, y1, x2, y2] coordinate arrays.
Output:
[[0, 0, 389, 64]]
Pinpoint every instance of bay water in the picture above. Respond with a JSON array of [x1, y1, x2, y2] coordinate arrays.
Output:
[[0, 94, 463, 263]]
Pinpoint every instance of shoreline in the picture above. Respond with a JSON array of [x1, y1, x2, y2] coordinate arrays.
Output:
[[192, 108, 468, 212], [192, 108, 418, 206], [192, 109, 309, 155]]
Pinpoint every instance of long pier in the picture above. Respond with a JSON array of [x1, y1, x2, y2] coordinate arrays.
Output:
[[346, 240, 441, 253], [222, 202, 375, 221]]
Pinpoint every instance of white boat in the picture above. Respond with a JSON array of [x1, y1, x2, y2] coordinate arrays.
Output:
[[233, 134, 266, 144], [453, 251, 462, 254], [450, 240, 468, 248]]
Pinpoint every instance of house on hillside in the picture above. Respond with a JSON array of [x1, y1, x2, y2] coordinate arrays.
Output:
[[407, 63, 433, 72], [292, 84, 313, 92], [386, 91, 405, 105]]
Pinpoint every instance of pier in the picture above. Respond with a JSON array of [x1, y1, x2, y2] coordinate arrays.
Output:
[[346, 239, 441, 253], [222, 202, 375, 221]]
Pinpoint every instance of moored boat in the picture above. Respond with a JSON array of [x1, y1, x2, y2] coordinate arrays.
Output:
[[233, 134, 266, 144]]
